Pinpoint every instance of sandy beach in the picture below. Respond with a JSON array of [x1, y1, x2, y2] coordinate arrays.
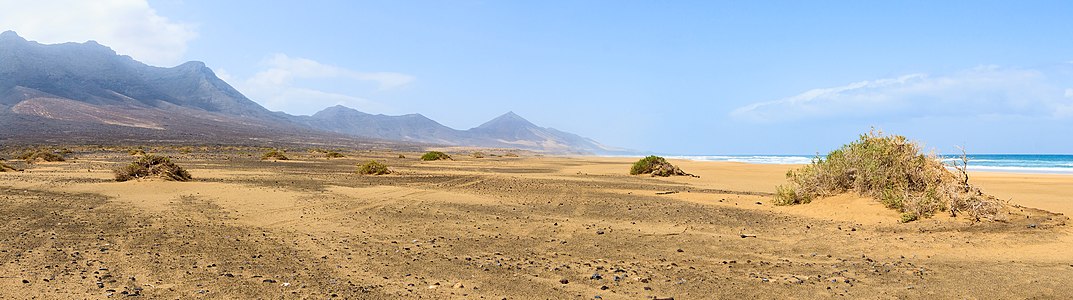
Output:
[[0, 152, 1070, 299]]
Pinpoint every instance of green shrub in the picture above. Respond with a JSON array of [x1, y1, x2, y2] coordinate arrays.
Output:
[[261, 149, 289, 160], [421, 151, 451, 161], [17, 150, 65, 163], [357, 160, 391, 175], [630, 155, 693, 177], [773, 129, 1005, 222], [114, 155, 192, 182], [325, 151, 345, 159]]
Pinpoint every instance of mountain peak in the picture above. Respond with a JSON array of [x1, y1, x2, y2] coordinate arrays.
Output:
[[477, 111, 534, 128], [0, 31, 27, 44]]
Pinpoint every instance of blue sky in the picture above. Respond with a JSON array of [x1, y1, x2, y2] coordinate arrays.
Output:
[[3, 1, 1073, 154]]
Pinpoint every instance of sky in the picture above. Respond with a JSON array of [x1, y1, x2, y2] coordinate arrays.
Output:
[[2, 0, 1073, 155]]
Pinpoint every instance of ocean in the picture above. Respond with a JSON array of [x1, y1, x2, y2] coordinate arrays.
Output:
[[666, 154, 1073, 174]]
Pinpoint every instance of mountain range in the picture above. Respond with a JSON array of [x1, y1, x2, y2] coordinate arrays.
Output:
[[0, 31, 620, 154]]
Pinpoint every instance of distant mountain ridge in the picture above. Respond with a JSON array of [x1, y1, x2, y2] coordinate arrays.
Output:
[[0, 31, 620, 154], [296, 106, 619, 153]]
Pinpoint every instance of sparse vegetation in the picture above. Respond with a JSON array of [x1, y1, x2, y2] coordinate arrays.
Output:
[[129, 148, 146, 156], [630, 155, 695, 177], [114, 155, 192, 182], [504, 152, 519, 157], [472, 152, 486, 159], [398, 154, 406, 159], [261, 149, 289, 160], [325, 151, 345, 159], [421, 151, 451, 161], [0, 161, 18, 172], [17, 149, 65, 163], [357, 160, 391, 175], [773, 129, 1006, 222]]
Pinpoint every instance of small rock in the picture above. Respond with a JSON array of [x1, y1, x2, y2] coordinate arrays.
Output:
[[559, 278, 569, 284], [21, 279, 29, 284], [453, 282, 464, 289], [590, 273, 603, 280], [263, 279, 277, 284], [599, 285, 609, 290], [596, 230, 605, 235], [676, 248, 684, 253]]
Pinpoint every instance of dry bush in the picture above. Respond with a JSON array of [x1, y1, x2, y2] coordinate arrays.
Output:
[[421, 151, 451, 161], [357, 160, 391, 175], [325, 151, 345, 159], [0, 161, 19, 172], [261, 149, 289, 160], [630, 155, 695, 177], [472, 152, 486, 159], [504, 152, 519, 157], [17, 150, 65, 163], [129, 148, 146, 156], [114, 155, 192, 182], [398, 154, 406, 159], [774, 129, 1006, 222]]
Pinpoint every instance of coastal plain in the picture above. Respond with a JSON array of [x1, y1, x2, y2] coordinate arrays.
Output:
[[0, 151, 1070, 299]]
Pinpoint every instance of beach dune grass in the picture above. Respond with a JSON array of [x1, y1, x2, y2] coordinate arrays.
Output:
[[421, 151, 451, 161], [630, 155, 693, 177], [358, 160, 391, 175], [261, 149, 289, 160], [114, 154, 192, 182], [773, 130, 1005, 222], [17, 149, 65, 163], [0, 161, 18, 172]]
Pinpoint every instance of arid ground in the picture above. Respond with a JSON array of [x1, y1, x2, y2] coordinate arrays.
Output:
[[0, 149, 1070, 299]]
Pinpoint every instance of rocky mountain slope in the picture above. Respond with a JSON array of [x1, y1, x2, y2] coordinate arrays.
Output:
[[0, 31, 617, 153]]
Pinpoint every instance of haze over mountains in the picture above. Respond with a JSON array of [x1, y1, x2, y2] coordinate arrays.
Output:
[[0, 31, 619, 154]]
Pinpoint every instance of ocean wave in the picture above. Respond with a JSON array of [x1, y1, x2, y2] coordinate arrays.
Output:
[[965, 165, 1073, 174]]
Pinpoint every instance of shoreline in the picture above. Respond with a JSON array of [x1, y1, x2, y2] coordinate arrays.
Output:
[[599, 154, 1073, 175]]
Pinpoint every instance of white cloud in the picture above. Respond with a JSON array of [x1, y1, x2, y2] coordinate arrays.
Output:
[[0, 0, 196, 66], [222, 54, 415, 115], [732, 65, 1073, 122]]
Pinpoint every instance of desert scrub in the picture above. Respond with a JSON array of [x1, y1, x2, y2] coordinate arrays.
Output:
[[114, 155, 192, 182], [129, 148, 146, 156], [17, 149, 65, 163], [503, 152, 519, 157], [261, 149, 289, 160], [421, 151, 451, 161], [357, 160, 391, 175], [472, 152, 486, 158], [0, 161, 18, 172], [630, 155, 695, 177], [773, 129, 1005, 222], [325, 151, 345, 159]]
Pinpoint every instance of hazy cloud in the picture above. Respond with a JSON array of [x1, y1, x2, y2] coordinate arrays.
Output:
[[732, 65, 1073, 122], [0, 0, 197, 66], [221, 54, 414, 115]]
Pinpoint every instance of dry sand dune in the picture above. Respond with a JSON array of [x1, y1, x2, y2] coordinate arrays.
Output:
[[0, 152, 1070, 299]]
